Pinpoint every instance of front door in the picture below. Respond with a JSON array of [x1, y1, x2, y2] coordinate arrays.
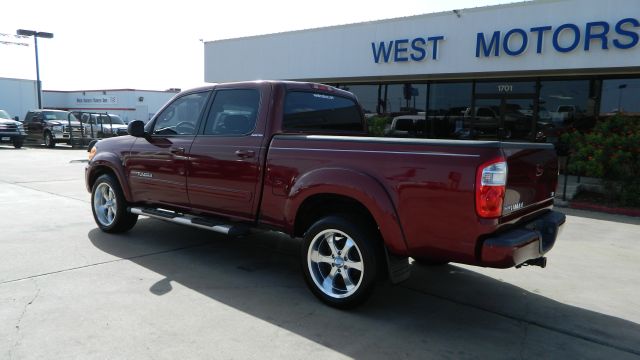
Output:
[[24, 112, 44, 141], [126, 91, 210, 210], [187, 86, 267, 221]]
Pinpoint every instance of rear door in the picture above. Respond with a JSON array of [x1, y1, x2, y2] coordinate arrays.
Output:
[[501, 143, 558, 217], [125, 91, 210, 210], [187, 85, 267, 220]]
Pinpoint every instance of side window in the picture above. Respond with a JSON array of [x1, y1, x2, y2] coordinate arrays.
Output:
[[152, 92, 209, 135], [283, 91, 363, 132], [203, 89, 260, 136]]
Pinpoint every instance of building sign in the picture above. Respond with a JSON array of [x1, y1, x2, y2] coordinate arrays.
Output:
[[371, 17, 639, 63], [203, 0, 640, 83], [75, 96, 118, 105]]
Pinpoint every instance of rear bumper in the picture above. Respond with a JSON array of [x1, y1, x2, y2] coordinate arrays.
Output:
[[480, 210, 566, 268]]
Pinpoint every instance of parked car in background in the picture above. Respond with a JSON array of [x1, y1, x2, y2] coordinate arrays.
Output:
[[384, 114, 427, 137], [0, 110, 27, 148], [23, 110, 86, 148], [79, 113, 128, 138]]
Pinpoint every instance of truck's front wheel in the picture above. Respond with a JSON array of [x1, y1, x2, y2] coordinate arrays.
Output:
[[301, 215, 380, 309], [91, 174, 138, 233]]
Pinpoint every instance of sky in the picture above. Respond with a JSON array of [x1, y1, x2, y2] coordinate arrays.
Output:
[[0, 0, 524, 91]]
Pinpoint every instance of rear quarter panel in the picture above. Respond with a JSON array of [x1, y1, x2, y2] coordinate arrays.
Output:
[[261, 136, 504, 263]]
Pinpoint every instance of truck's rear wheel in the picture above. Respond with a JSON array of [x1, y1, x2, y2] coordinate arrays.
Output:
[[91, 174, 138, 233], [301, 215, 380, 309]]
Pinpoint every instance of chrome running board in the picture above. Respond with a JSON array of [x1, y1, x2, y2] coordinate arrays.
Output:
[[129, 207, 249, 236]]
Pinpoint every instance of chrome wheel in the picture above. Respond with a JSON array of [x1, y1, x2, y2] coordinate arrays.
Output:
[[44, 133, 51, 147], [93, 182, 117, 226], [307, 229, 364, 299]]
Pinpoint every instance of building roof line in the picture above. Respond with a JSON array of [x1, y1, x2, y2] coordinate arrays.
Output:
[[204, 0, 541, 44]]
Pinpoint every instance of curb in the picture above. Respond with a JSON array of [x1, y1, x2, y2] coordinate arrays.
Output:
[[569, 201, 640, 218]]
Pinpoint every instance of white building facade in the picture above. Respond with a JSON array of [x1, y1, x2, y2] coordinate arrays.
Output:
[[204, 0, 639, 143], [0, 77, 38, 120], [43, 89, 179, 123]]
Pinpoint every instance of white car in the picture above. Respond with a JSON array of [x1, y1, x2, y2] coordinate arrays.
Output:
[[81, 113, 128, 138]]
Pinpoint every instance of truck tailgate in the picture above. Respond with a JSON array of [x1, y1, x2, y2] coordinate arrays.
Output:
[[501, 143, 558, 218]]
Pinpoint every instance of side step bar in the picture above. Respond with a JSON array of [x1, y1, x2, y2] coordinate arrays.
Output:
[[129, 207, 249, 236]]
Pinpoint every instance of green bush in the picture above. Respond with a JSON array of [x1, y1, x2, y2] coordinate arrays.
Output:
[[561, 115, 640, 206], [367, 115, 391, 137]]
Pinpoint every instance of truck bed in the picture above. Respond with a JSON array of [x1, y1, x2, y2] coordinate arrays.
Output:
[[261, 135, 558, 266]]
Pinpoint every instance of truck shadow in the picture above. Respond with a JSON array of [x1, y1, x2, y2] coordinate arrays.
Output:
[[88, 219, 640, 359]]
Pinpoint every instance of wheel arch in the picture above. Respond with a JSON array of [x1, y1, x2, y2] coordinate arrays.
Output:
[[286, 168, 409, 256], [86, 156, 132, 202]]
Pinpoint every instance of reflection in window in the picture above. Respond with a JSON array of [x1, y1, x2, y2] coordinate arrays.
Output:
[[600, 79, 640, 115], [382, 84, 427, 114], [340, 85, 379, 116], [204, 89, 260, 136], [539, 80, 594, 138], [153, 92, 209, 135], [428, 83, 472, 139], [283, 92, 363, 132]]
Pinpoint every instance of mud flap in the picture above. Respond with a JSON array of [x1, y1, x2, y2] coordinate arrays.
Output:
[[384, 247, 411, 284]]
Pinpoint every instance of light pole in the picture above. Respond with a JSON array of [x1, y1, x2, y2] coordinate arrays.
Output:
[[617, 84, 627, 113], [16, 29, 54, 109]]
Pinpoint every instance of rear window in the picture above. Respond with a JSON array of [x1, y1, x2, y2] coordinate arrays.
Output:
[[283, 91, 363, 132]]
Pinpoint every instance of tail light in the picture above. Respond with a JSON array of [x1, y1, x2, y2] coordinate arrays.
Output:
[[476, 158, 507, 218]]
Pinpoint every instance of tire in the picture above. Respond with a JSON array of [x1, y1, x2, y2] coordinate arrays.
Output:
[[91, 174, 138, 233], [301, 215, 381, 309], [44, 131, 55, 148], [13, 138, 23, 149]]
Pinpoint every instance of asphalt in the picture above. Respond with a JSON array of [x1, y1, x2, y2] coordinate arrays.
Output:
[[1, 144, 639, 359]]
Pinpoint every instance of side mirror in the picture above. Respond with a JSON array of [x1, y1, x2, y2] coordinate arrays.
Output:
[[127, 120, 146, 137]]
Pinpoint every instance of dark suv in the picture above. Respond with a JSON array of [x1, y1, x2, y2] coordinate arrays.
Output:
[[23, 110, 86, 147], [0, 110, 26, 148]]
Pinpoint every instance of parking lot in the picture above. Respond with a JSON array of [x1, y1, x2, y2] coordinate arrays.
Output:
[[1, 145, 639, 359]]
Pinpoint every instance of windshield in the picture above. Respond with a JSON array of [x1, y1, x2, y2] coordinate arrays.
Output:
[[43, 111, 77, 121], [0, 110, 11, 119], [97, 115, 124, 125]]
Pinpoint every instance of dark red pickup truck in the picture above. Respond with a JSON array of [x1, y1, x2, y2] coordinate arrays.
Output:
[[86, 81, 565, 308]]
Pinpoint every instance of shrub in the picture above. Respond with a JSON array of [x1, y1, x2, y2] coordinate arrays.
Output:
[[561, 115, 640, 206], [367, 115, 391, 137]]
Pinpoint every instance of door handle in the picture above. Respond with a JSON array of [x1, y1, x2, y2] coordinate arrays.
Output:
[[235, 150, 255, 159], [170, 146, 185, 155]]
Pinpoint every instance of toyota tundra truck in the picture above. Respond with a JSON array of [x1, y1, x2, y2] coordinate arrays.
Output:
[[85, 81, 565, 308]]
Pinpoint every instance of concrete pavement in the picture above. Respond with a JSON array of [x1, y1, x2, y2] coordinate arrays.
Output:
[[1, 145, 639, 359]]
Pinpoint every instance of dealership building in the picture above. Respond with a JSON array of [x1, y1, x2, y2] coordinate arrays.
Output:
[[43, 88, 179, 123], [204, 0, 639, 143]]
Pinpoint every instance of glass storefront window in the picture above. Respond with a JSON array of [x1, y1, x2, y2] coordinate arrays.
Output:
[[600, 78, 640, 115], [539, 80, 594, 137], [428, 82, 473, 139], [381, 84, 427, 114], [340, 84, 379, 117]]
